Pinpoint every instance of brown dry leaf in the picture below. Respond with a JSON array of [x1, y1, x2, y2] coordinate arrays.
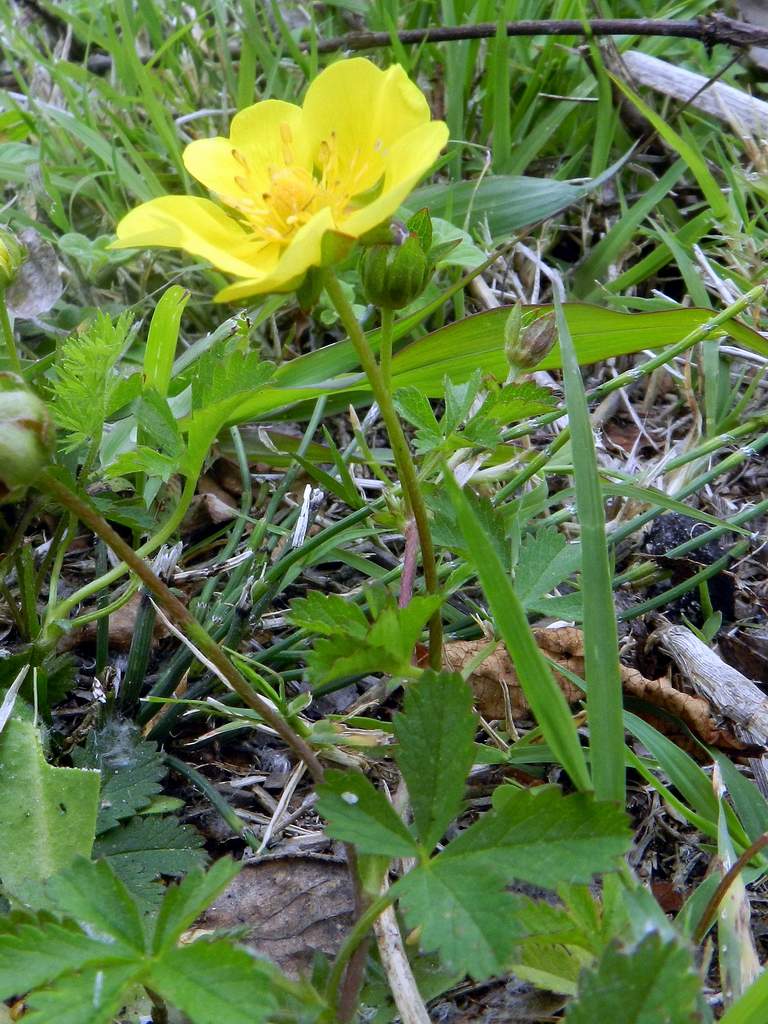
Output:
[[195, 855, 354, 977], [61, 592, 171, 652], [445, 627, 757, 755]]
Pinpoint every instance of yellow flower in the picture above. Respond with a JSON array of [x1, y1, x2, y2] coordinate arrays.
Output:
[[112, 59, 448, 301]]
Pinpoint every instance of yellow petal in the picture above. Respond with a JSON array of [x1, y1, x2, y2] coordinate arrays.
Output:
[[302, 59, 432, 192], [184, 100, 307, 203], [215, 207, 336, 302], [112, 196, 275, 278], [340, 120, 449, 238]]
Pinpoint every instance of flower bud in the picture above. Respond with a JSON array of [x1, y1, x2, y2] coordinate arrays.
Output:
[[359, 218, 432, 310], [0, 226, 25, 289], [505, 309, 557, 374], [0, 374, 54, 502]]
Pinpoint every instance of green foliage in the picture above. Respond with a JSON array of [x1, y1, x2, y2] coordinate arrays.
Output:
[[0, 717, 100, 905], [566, 932, 701, 1024], [289, 589, 442, 684], [319, 672, 630, 981], [0, 857, 287, 1024], [50, 311, 134, 452], [72, 721, 206, 909]]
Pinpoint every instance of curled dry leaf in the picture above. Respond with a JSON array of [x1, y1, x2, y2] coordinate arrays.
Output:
[[444, 627, 759, 756]]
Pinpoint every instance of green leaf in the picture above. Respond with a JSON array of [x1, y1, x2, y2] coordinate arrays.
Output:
[[288, 591, 370, 640], [143, 284, 189, 397], [48, 857, 146, 952], [514, 527, 581, 613], [94, 815, 207, 911], [396, 860, 525, 978], [23, 963, 144, 1024], [484, 380, 558, 422], [442, 787, 629, 888], [566, 932, 700, 1024], [393, 671, 476, 850], [290, 591, 442, 685], [317, 770, 418, 858], [444, 468, 591, 790], [72, 726, 166, 834], [136, 389, 184, 458], [152, 858, 241, 954], [387, 305, 768, 397], [51, 311, 133, 452], [0, 718, 100, 904], [148, 940, 277, 1024], [0, 913, 135, 999], [556, 296, 625, 803]]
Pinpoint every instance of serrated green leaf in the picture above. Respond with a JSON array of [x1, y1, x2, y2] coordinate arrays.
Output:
[[0, 718, 100, 904], [442, 787, 629, 889], [288, 592, 370, 640], [23, 963, 144, 1024], [0, 913, 136, 999], [72, 727, 166, 835], [147, 940, 277, 1024], [294, 591, 441, 685], [152, 859, 241, 954], [317, 770, 418, 857], [94, 815, 207, 911], [48, 857, 146, 952], [397, 860, 524, 978], [191, 345, 274, 411], [514, 528, 581, 613], [566, 932, 700, 1024], [51, 311, 133, 452], [485, 381, 559, 422], [394, 672, 476, 850], [136, 389, 184, 458]]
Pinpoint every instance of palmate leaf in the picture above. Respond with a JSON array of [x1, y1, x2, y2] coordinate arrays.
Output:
[[566, 932, 701, 1024], [0, 857, 287, 1024], [394, 671, 476, 851], [393, 788, 629, 979], [289, 591, 442, 685]]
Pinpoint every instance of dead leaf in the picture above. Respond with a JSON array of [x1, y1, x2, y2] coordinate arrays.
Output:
[[60, 592, 171, 652], [444, 627, 758, 756], [6, 229, 62, 319], [195, 855, 354, 977]]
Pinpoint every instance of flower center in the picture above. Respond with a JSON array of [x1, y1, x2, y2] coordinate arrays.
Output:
[[228, 124, 381, 249]]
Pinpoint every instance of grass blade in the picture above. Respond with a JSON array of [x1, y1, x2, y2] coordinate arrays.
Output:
[[444, 469, 591, 792], [555, 295, 624, 803]]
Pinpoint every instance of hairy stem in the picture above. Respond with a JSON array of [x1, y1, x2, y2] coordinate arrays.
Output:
[[323, 273, 442, 669]]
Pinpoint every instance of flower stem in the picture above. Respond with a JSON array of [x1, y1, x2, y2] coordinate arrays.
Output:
[[0, 290, 21, 373], [379, 306, 394, 391], [37, 469, 326, 783], [323, 273, 442, 669], [325, 887, 398, 1016]]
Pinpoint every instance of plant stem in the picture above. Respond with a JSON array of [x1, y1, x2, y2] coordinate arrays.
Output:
[[380, 307, 395, 391], [325, 887, 398, 1015], [37, 469, 325, 783], [0, 290, 21, 373], [693, 832, 768, 944], [324, 272, 442, 669]]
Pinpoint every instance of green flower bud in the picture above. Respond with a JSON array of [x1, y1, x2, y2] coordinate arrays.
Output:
[[0, 226, 25, 289], [359, 217, 432, 310], [0, 374, 54, 503], [505, 309, 557, 374]]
